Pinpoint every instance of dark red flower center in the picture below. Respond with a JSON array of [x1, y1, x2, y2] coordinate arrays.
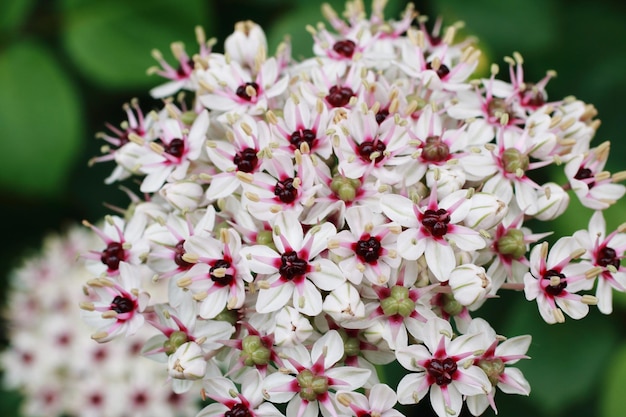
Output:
[[236, 82, 259, 101], [427, 357, 457, 385], [597, 246, 621, 269], [110, 295, 135, 314], [279, 250, 308, 280], [426, 61, 450, 79], [543, 269, 567, 296], [233, 147, 259, 173], [100, 241, 126, 271], [354, 235, 382, 264], [290, 128, 316, 150], [326, 85, 355, 108], [165, 138, 185, 158], [375, 109, 389, 124], [358, 139, 386, 163], [574, 167, 595, 188], [225, 403, 252, 417], [421, 136, 450, 162], [174, 240, 193, 270], [332, 40, 356, 58], [210, 259, 234, 286], [422, 208, 451, 237], [274, 177, 298, 204]]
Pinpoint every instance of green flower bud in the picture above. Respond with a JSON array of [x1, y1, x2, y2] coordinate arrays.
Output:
[[241, 335, 271, 366], [256, 230, 274, 246], [477, 358, 505, 386], [163, 331, 189, 356], [422, 136, 450, 162], [180, 110, 198, 126], [502, 148, 529, 174], [296, 369, 329, 401], [214, 308, 238, 325], [496, 228, 526, 259], [381, 285, 416, 317], [344, 336, 361, 357], [442, 293, 463, 317], [330, 176, 361, 202]]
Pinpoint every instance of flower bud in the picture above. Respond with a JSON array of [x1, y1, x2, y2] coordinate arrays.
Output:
[[426, 168, 466, 199], [532, 182, 569, 220], [496, 228, 526, 259], [224, 21, 268, 69], [241, 335, 271, 366], [167, 341, 206, 380], [502, 148, 529, 174], [464, 192, 507, 231], [380, 285, 415, 317], [449, 264, 491, 307], [163, 330, 189, 356], [160, 181, 203, 212]]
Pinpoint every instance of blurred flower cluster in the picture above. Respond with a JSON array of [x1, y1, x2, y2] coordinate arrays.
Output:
[[0, 225, 199, 417], [80, 1, 626, 416]]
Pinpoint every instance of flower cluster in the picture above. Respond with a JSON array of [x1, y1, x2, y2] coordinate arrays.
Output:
[[0, 225, 199, 417], [83, 1, 626, 416]]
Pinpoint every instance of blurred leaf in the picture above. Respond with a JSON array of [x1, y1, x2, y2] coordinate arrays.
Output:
[[0, 389, 22, 415], [0, 0, 35, 33], [504, 299, 618, 415], [0, 40, 82, 197], [62, 0, 212, 88], [432, 0, 558, 55], [601, 343, 626, 417]]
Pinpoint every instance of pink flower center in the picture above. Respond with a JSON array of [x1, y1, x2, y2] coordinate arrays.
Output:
[[427, 357, 457, 385], [326, 85, 355, 108], [210, 259, 234, 286], [597, 246, 620, 269], [354, 235, 382, 264], [225, 403, 252, 417], [358, 139, 386, 163], [421, 209, 451, 237], [279, 250, 308, 280], [274, 178, 298, 204], [174, 240, 193, 270], [543, 269, 567, 296], [236, 82, 259, 101], [332, 40, 356, 58], [110, 295, 135, 314], [100, 241, 126, 270], [290, 128, 316, 150], [234, 148, 259, 173]]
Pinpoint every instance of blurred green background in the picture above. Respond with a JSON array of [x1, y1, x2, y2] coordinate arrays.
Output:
[[2, 0, 626, 416]]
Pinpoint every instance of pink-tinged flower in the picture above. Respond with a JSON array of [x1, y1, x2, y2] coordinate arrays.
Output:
[[82, 215, 149, 277], [502, 52, 555, 113], [148, 26, 213, 98], [301, 62, 368, 110], [334, 108, 409, 184], [262, 330, 371, 417], [240, 151, 320, 222], [177, 228, 253, 318], [396, 317, 492, 417], [523, 237, 597, 324], [564, 142, 626, 210], [199, 370, 283, 417], [381, 185, 486, 281], [336, 383, 405, 417], [574, 211, 626, 314], [328, 205, 401, 285], [91, 99, 154, 183], [205, 114, 271, 201], [198, 57, 289, 116], [241, 211, 344, 316], [465, 318, 531, 416], [269, 96, 333, 159], [349, 260, 436, 350], [80, 262, 150, 342], [135, 109, 210, 193]]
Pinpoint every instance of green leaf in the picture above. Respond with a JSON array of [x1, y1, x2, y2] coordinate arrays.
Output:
[[0, 40, 83, 197], [432, 0, 558, 55], [0, 0, 35, 33], [601, 344, 626, 417], [503, 298, 618, 415], [61, 0, 212, 88]]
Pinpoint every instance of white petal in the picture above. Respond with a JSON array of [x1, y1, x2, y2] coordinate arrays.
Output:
[[381, 195, 419, 227], [256, 283, 294, 313], [425, 240, 455, 281]]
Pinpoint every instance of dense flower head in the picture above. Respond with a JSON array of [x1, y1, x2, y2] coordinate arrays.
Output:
[[0, 226, 199, 417], [83, 1, 626, 416]]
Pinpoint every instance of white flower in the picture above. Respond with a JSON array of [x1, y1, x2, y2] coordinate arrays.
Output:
[[168, 341, 207, 380]]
